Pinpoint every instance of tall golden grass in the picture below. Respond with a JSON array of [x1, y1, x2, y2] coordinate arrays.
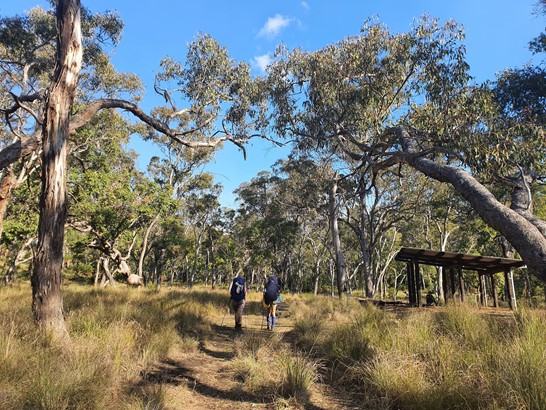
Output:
[[2, 284, 545, 409], [0, 283, 220, 409], [290, 295, 546, 409]]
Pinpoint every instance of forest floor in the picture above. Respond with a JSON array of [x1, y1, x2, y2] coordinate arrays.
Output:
[[137, 299, 363, 410]]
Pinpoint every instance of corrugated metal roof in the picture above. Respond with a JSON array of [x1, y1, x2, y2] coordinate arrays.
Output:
[[395, 247, 525, 274]]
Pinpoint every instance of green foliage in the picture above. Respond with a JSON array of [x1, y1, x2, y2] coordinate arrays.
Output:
[[152, 33, 268, 146]]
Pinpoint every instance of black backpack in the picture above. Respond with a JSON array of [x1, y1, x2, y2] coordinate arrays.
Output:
[[230, 276, 245, 301], [264, 275, 279, 303]]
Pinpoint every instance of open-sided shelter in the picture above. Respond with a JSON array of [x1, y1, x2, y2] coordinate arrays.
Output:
[[395, 247, 526, 310]]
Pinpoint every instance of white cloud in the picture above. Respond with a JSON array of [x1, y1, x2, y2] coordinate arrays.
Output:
[[258, 14, 292, 39], [251, 53, 272, 73], [301, 1, 310, 11]]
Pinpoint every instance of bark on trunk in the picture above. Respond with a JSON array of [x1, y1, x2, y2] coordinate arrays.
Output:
[[4, 236, 34, 285], [329, 179, 347, 298], [313, 257, 321, 296], [358, 191, 374, 298], [138, 215, 159, 277], [0, 170, 16, 241], [31, 0, 82, 338]]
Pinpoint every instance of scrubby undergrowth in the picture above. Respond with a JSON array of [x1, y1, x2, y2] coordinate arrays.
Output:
[[289, 295, 546, 409]]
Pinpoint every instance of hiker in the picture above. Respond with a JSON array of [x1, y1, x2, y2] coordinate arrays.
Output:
[[263, 274, 281, 330], [426, 291, 437, 306], [229, 272, 247, 330]]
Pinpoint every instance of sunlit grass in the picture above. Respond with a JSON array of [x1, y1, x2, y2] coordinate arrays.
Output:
[[292, 296, 546, 409], [2, 284, 546, 409], [0, 283, 212, 409], [279, 353, 318, 403]]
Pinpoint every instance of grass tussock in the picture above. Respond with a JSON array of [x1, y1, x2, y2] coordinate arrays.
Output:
[[0, 284, 213, 409], [230, 331, 283, 397], [292, 297, 546, 409], [230, 331, 317, 406], [292, 297, 388, 367], [279, 354, 318, 403]]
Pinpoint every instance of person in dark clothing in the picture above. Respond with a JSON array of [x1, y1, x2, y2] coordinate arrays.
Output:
[[229, 272, 247, 330], [426, 291, 437, 306], [263, 274, 281, 330]]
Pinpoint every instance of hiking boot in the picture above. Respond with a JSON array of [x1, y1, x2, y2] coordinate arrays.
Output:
[[271, 317, 277, 330], [235, 323, 242, 330]]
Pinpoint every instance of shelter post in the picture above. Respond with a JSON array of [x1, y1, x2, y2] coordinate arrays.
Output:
[[458, 268, 465, 303], [407, 262, 415, 305], [491, 274, 499, 308], [504, 269, 517, 311], [443, 267, 452, 303], [414, 261, 421, 307], [449, 267, 457, 302], [478, 274, 488, 306]]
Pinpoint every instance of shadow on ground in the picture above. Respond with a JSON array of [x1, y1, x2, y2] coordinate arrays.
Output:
[[134, 357, 267, 405]]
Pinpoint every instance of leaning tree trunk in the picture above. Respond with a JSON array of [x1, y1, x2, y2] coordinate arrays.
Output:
[[406, 156, 546, 281], [0, 169, 16, 242], [31, 0, 82, 338], [138, 214, 159, 277]]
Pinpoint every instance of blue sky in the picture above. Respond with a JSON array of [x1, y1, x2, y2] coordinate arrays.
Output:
[[2, 1, 544, 208]]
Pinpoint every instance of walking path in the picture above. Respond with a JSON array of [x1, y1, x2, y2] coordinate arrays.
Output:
[[139, 299, 356, 409]]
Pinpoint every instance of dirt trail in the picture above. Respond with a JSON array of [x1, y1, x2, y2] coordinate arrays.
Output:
[[140, 301, 356, 409]]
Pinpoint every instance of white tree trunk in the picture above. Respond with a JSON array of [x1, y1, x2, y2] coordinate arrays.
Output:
[[31, 0, 82, 338], [329, 179, 347, 298]]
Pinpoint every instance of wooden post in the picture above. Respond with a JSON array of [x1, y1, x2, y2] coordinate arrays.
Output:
[[458, 268, 465, 303], [481, 274, 489, 306], [491, 274, 499, 308], [478, 274, 485, 306], [442, 266, 449, 303], [504, 269, 517, 311], [407, 262, 415, 305], [443, 266, 453, 303], [415, 261, 422, 307], [450, 267, 457, 301]]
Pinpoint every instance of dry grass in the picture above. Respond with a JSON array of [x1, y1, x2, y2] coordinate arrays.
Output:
[[291, 297, 546, 409], [0, 283, 219, 409], [2, 285, 546, 409]]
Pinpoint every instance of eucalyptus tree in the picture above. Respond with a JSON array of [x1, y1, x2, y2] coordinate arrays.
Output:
[[272, 156, 331, 292], [143, 121, 221, 285], [417, 180, 477, 300], [342, 169, 425, 298], [0, 1, 267, 335], [266, 16, 546, 283], [180, 173, 223, 286], [1, 170, 40, 284], [68, 126, 174, 286], [235, 171, 299, 286]]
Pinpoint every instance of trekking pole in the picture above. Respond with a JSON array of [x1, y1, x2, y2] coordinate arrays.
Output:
[[221, 299, 230, 326]]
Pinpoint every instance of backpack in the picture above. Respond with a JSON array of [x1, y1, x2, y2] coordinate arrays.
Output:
[[230, 276, 245, 301], [264, 275, 279, 303]]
